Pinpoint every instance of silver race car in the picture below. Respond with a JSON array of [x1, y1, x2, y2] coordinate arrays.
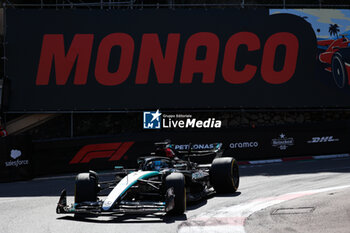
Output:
[[56, 141, 239, 218]]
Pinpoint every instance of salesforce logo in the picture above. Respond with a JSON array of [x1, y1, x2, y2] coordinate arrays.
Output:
[[229, 141, 259, 149], [5, 149, 29, 167], [10, 149, 22, 159]]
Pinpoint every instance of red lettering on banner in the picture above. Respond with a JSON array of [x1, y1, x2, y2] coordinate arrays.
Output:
[[136, 33, 180, 84], [35, 32, 299, 86], [36, 34, 94, 85], [222, 32, 260, 84], [261, 32, 299, 84], [180, 32, 220, 83], [95, 33, 134, 86]]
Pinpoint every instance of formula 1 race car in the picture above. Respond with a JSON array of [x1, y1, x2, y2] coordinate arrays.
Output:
[[318, 35, 350, 88], [56, 142, 239, 218]]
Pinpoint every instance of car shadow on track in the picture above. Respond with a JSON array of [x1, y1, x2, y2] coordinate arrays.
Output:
[[57, 213, 187, 224], [56, 192, 241, 224], [186, 191, 241, 211], [213, 191, 241, 198]]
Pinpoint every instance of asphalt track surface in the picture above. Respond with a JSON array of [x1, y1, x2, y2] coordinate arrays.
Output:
[[1, 157, 350, 233]]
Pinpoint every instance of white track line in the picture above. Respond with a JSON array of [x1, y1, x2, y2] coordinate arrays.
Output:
[[178, 185, 350, 233], [248, 159, 283, 164], [313, 154, 349, 159], [239, 153, 350, 165]]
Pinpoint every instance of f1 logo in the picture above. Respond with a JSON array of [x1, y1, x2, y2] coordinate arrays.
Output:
[[69, 142, 134, 164], [143, 110, 162, 129]]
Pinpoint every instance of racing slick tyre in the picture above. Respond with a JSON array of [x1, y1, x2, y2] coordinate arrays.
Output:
[[210, 157, 239, 194], [332, 53, 348, 88], [74, 172, 99, 203], [165, 173, 186, 215]]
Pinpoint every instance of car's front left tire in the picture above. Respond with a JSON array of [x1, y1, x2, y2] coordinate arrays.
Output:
[[210, 157, 239, 193], [165, 173, 186, 215]]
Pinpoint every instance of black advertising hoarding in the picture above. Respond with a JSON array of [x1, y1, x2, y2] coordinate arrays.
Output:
[[32, 122, 350, 176], [0, 136, 32, 181], [5, 8, 331, 112]]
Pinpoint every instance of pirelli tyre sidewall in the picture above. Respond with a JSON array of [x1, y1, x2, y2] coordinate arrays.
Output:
[[210, 157, 239, 194], [332, 52, 348, 88], [165, 173, 186, 215], [74, 172, 98, 204]]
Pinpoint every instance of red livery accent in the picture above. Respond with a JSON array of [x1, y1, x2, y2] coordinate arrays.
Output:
[[318, 37, 350, 65], [317, 35, 350, 88], [69, 142, 134, 164]]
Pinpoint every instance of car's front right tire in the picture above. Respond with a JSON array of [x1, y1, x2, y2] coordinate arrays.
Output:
[[75, 172, 98, 203]]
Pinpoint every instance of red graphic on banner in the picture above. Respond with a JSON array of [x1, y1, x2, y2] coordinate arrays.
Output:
[[69, 141, 134, 164]]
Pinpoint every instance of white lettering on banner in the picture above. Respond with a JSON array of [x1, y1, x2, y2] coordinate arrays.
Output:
[[272, 133, 294, 150], [174, 144, 216, 151], [229, 142, 259, 149], [163, 118, 221, 128], [5, 159, 29, 167], [307, 136, 339, 144]]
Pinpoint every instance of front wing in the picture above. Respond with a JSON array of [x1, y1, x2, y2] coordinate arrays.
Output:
[[56, 189, 175, 216]]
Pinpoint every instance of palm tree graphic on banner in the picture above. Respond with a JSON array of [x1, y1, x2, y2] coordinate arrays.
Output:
[[329, 24, 340, 38]]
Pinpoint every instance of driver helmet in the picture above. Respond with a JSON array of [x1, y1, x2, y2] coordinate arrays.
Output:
[[151, 160, 168, 171]]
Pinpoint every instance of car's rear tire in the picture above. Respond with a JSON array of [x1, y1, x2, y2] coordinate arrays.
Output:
[[332, 53, 348, 88], [166, 173, 186, 215], [210, 157, 239, 193], [75, 172, 98, 204]]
